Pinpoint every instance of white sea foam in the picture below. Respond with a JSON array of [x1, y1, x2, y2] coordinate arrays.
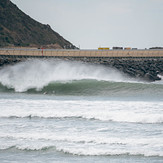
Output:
[[0, 132, 163, 156], [0, 59, 134, 92], [1, 132, 162, 147], [0, 98, 162, 157], [55, 146, 163, 157], [0, 99, 162, 123], [0, 59, 163, 160]]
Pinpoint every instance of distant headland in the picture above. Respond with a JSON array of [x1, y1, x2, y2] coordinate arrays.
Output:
[[0, 0, 77, 49]]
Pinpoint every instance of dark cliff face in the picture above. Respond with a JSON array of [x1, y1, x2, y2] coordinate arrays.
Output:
[[0, 0, 76, 49]]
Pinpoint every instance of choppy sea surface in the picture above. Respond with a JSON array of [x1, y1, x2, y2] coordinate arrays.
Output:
[[0, 59, 163, 163]]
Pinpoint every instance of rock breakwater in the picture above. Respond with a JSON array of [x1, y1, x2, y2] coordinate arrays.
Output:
[[67, 57, 163, 82], [102, 58, 163, 81], [0, 57, 21, 67], [0, 57, 163, 82]]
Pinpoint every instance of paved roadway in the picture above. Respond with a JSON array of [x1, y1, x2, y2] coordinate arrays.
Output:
[[0, 48, 163, 58]]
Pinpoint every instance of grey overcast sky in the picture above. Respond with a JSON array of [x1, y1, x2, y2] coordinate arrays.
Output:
[[11, 0, 163, 49]]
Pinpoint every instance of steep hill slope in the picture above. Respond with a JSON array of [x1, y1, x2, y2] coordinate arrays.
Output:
[[0, 0, 76, 49]]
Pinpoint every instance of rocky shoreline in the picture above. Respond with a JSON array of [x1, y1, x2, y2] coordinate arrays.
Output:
[[0, 57, 163, 82]]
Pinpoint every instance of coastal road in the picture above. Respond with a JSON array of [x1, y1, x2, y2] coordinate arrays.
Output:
[[0, 48, 163, 58]]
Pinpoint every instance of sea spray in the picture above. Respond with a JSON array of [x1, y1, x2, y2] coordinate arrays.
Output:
[[0, 59, 129, 92], [0, 59, 163, 99]]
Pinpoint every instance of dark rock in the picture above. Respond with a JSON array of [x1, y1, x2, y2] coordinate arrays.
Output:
[[99, 58, 163, 82], [144, 73, 161, 82]]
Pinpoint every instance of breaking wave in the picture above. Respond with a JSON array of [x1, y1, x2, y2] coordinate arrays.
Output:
[[0, 112, 163, 124], [1, 130, 163, 157], [0, 99, 163, 124], [1, 142, 163, 157], [0, 59, 162, 97], [0, 59, 163, 161]]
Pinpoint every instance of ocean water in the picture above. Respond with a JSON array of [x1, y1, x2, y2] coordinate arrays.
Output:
[[0, 59, 162, 163]]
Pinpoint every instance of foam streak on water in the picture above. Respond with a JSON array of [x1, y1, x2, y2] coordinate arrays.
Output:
[[0, 99, 163, 124]]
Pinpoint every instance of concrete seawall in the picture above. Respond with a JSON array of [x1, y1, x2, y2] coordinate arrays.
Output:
[[0, 49, 163, 58]]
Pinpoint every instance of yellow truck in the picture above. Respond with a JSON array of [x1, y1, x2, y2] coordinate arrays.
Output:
[[98, 47, 110, 50]]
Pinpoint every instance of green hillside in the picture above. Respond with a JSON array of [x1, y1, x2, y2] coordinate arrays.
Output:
[[0, 0, 76, 49]]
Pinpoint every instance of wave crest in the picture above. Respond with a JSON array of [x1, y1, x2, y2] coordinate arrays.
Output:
[[0, 59, 133, 92], [0, 59, 163, 98], [1, 145, 162, 157]]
